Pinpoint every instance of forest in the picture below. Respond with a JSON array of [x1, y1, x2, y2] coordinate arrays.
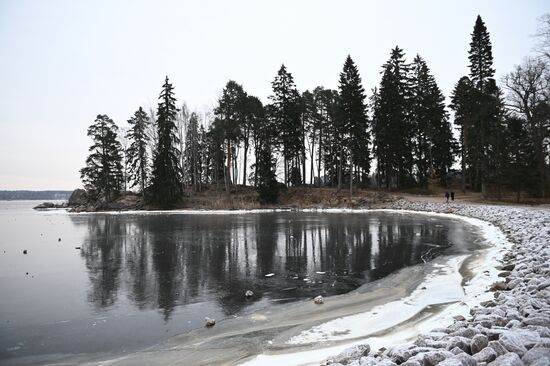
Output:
[[79, 15, 550, 207]]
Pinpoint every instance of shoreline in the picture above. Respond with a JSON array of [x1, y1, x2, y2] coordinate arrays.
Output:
[[238, 209, 511, 366]]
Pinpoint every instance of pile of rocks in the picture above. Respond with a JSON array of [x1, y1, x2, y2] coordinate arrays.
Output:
[[327, 200, 550, 366]]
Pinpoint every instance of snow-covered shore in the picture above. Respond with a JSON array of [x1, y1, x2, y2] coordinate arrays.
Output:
[[325, 200, 550, 366]]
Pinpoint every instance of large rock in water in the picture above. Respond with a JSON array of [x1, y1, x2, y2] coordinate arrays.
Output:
[[68, 189, 88, 206]]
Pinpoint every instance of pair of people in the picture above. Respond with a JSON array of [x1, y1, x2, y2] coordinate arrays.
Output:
[[445, 191, 455, 202]]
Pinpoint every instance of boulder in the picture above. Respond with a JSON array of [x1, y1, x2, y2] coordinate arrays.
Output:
[[471, 334, 489, 354], [522, 347, 550, 365], [487, 353, 524, 366], [530, 359, 550, 366], [68, 189, 88, 206], [474, 347, 498, 363], [446, 336, 472, 354], [205, 317, 216, 327], [522, 317, 550, 327], [333, 344, 371, 364], [421, 350, 454, 366]]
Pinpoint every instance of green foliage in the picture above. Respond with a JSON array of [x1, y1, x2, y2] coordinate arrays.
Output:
[[80, 114, 124, 201], [410, 55, 456, 186], [150, 76, 182, 206], [125, 107, 150, 195], [269, 64, 303, 186], [373, 46, 414, 188], [338, 55, 370, 190]]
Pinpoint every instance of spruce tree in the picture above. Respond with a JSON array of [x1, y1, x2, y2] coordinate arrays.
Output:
[[469, 15, 495, 92], [150, 76, 182, 206], [466, 15, 500, 194], [269, 64, 302, 186], [80, 114, 124, 201], [125, 107, 150, 197], [254, 112, 279, 203], [504, 116, 538, 201], [183, 112, 201, 192], [450, 76, 475, 192], [410, 55, 455, 186], [373, 46, 413, 188], [338, 55, 369, 194]]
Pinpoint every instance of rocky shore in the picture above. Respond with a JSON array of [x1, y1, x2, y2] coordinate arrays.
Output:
[[327, 200, 550, 366]]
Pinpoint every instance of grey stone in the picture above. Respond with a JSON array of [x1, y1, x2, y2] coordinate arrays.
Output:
[[357, 356, 380, 366], [451, 327, 478, 339], [334, 344, 371, 364], [474, 347, 498, 363], [522, 347, 550, 365], [451, 346, 465, 355], [372, 360, 396, 366], [390, 346, 433, 363], [400, 360, 422, 366], [453, 353, 477, 366], [531, 358, 550, 366], [489, 340, 510, 356], [471, 334, 489, 354], [506, 320, 522, 329], [438, 358, 463, 366], [446, 336, 472, 354], [487, 353, 524, 366], [523, 317, 550, 327], [537, 280, 550, 291], [500, 330, 541, 356], [421, 350, 454, 366]]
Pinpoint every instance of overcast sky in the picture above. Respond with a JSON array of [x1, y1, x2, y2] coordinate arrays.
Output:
[[0, 0, 548, 190]]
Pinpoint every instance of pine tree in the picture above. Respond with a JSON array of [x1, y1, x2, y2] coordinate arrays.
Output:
[[373, 46, 413, 188], [80, 114, 124, 201], [338, 55, 369, 194], [213, 80, 247, 193], [269, 64, 302, 186], [150, 76, 182, 206], [125, 107, 150, 197]]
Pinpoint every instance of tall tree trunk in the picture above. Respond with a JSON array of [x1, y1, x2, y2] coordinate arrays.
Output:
[[302, 121, 306, 186], [242, 140, 248, 186], [349, 153, 353, 197], [337, 145, 343, 190], [317, 129, 322, 187], [461, 133, 466, 193], [309, 132, 315, 186], [225, 139, 231, 194]]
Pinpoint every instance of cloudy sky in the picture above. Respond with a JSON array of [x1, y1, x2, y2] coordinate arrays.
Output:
[[0, 0, 548, 190]]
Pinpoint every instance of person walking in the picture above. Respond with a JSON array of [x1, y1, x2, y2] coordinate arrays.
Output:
[[451, 191, 455, 201], [445, 191, 450, 203]]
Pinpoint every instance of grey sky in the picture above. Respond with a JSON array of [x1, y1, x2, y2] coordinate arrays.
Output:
[[0, 0, 548, 190]]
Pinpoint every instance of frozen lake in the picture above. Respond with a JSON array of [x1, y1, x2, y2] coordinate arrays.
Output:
[[0, 201, 481, 364]]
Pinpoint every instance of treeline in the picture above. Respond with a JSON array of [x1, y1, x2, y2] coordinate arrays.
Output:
[[0, 191, 72, 201], [80, 15, 550, 206]]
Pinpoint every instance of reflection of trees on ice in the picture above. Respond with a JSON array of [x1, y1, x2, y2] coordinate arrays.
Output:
[[70, 211, 464, 320]]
